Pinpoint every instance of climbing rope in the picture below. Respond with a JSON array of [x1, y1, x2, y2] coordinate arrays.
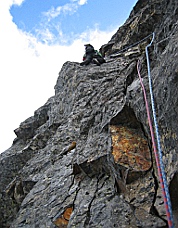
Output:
[[110, 33, 153, 58], [137, 60, 174, 228], [136, 33, 174, 227], [108, 28, 175, 226], [110, 28, 177, 59]]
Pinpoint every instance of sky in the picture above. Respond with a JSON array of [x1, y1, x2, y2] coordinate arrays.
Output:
[[0, 0, 138, 153]]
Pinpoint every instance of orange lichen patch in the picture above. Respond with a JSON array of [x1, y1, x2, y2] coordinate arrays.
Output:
[[54, 218, 68, 227], [67, 141, 76, 152], [63, 207, 73, 220], [110, 125, 151, 171], [53, 207, 73, 227]]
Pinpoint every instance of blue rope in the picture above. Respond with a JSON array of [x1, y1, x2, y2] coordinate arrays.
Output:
[[145, 32, 174, 228]]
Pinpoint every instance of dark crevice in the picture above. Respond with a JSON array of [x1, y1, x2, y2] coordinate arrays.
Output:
[[169, 172, 178, 225], [150, 169, 168, 225], [114, 178, 126, 195], [169, 172, 178, 211], [84, 175, 99, 227], [97, 174, 110, 191], [125, 61, 138, 87], [111, 105, 142, 130], [72, 163, 82, 175], [71, 188, 80, 217], [52, 174, 81, 224]]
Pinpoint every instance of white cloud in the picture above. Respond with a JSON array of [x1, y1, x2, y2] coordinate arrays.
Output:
[[12, 0, 25, 6], [71, 0, 87, 5], [43, 1, 79, 21], [0, 0, 117, 153], [43, 6, 63, 21], [33, 0, 89, 44], [0, 0, 24, 10], [43, 0, 87, 22], [78, 0, 88, 6]]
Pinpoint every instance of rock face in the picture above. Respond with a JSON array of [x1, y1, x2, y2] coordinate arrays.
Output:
[[1, 0, 178, 227]]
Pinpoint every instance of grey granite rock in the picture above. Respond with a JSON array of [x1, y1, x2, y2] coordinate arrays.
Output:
[[1, 0, 178, 227]]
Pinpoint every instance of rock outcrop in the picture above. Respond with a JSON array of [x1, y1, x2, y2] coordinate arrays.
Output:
[[1, 0, 178, 227]]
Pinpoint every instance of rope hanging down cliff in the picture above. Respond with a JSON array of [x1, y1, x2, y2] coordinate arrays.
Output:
[[137, 33, 174, 228], [110, 30, 177, 58]]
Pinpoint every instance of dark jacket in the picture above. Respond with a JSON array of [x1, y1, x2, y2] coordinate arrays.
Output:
[[85, 44, 95, 55], [80, 44, 95, 66]]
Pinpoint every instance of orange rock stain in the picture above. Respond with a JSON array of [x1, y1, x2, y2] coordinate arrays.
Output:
[[110, 125, 151, 171]]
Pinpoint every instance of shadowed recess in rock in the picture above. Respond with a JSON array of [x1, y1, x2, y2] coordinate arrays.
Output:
[[169, 172, 178, 226], [110, 106, 151, 172]]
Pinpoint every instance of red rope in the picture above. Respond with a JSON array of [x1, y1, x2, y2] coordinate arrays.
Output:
[[137, 60, 174, 227]]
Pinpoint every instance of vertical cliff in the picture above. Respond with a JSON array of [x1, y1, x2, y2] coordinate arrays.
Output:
[[1, 0, 178, 227]]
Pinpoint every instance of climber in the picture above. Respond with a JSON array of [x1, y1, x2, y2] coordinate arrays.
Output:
[[80, 44, 105, 66], [80, 44, 95, 66]]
